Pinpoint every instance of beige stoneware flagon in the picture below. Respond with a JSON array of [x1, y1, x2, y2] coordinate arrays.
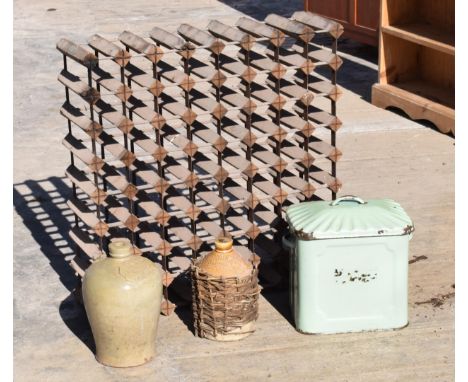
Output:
[[82, 240, 163, 367]]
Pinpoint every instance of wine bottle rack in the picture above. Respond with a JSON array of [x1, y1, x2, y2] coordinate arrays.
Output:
[[57, 12, 343, 315]]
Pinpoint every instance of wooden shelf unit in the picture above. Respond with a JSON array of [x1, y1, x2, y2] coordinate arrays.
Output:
[[304, 0, 379, 46], [372, 0, 455, 135]]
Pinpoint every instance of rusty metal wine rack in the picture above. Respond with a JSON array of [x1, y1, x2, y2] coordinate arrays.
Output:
[[57, 12, 343, 315]]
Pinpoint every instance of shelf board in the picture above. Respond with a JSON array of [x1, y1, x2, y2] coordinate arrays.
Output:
[[382, 23, 454, 56], [395, 79, 454, 109], [372, 81, 455, 135]]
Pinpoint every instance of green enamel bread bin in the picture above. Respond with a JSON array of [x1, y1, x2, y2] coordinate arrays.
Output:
[[284, 195, 414, 334]]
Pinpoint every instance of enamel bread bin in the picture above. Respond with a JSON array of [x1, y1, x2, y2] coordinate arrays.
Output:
[[284, 196, 414, 334]]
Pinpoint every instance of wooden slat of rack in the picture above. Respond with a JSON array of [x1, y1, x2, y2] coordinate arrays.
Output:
[[215, 86, 256, 115], [125, 97, 166, 130], [162, 100, 197, 125], [150, 26, 195, 59], [69, 225, 104, 260], [265, 14, 314, 42], [281, 145, 314, 168], [88, 34, 131, 67], [265, 46, 315, 74], [238, 50, 286, 79], [125, 64, 164, 97], [307, 140, 343, 162], [245, 114, 287, 142], [207, 20, 254, 51], [236, 16, 285, 46], [282, 174, 315, 199], [197, 191, 230, 214], [139, 228, 172, 257], [248, 84, 286, 111], [309, 170, 342, 193], [267, 77, 314, 104], [307, 110, 343, 132], [224, 152, 258, 178], [166, 133, 198, 157], [272, 81, 313, 106], [157, 61, 195, 92], [92, 66, 132, 102], [302, 79, 343, 101], [57, 38, 98, 67], [227, 216, 260, 240], [136, 190, 171, 226], [60, 102, 103, 137], [119, 31, 163, 63], [62, 134, 104, 173], [100, 195, 140, 232], [292, 11, 344, 39], [291, 105, 343, 131], [219, 57, 257, 83], [178, 23, 225, 54], [65, 165, 106, 204], [255, 208, 282, 228], [198, 220, 224, 239], [190, 59, 227, 88], [253, 149, 287, 173], [223, 123, 257, 146], [308, 49, 343, 71], [58, 70, 100, 104], [225, 184, 260, 210], [130, 128, 168, 162], [168, 195, 201, 221], [98, 131, 136, 167], [253, 179, 287, 205], [165, 163, 199, 188], [67, 197, 108, 236], [169, 226, 202, 251], [196, 160, 229, 183], [278, 113, 314, 136], [133, 162, 169, 194], [190, 91, 227, 120], [193, 123, 227, 152]]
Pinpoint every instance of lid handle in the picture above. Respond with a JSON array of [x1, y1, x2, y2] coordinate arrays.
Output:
[[330, 195, 365, 206]]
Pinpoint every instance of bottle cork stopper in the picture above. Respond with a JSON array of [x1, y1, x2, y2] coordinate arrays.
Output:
[[109, 241, 133, 258], [214, 236, 233, 251]]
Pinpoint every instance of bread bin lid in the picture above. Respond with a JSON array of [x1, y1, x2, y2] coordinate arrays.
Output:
[[285, 195, 414, 240]]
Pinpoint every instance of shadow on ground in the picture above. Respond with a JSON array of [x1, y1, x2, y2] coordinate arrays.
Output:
[[329, 39, 378, 102], [13, 176, 297, 347], [13, 177, 95, 353], [220, 0, 303, 20]]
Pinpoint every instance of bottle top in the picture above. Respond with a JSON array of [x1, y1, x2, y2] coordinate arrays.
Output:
[[108, 241, 133, 259], [214, 236, 233, 251]]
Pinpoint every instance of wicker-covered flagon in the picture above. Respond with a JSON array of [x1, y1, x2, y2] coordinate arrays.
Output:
[[191, 240, 261, 341]]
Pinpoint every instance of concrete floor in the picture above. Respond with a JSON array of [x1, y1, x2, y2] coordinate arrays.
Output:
[[13, 0, 454, 381]]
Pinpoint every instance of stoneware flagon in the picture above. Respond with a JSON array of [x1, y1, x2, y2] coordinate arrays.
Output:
[[82, 240, 163, 367], [197, 236, 252, 279], [194, 237, 257, 341]]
